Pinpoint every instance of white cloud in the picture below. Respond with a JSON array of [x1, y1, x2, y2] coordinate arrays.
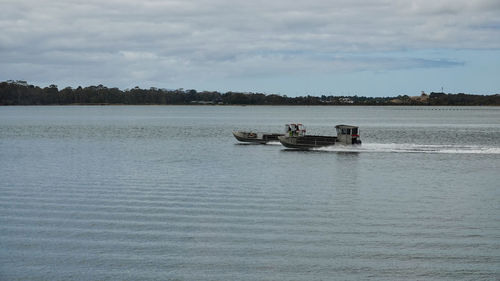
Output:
[[1, 0, 499, 92]]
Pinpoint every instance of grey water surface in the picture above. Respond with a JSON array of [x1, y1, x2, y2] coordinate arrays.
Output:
[[1, 106, 499, 280]]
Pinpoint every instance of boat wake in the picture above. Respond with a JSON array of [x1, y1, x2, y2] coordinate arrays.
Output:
[[266, 141, 282, 146], [315, 143, 500, 154]]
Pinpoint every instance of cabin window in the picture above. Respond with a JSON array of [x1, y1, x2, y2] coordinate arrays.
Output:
[[346, 129, 351, 135], [352, 128, 358, 135]]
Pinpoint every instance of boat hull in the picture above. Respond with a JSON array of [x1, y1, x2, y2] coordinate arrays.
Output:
[[279, 135, 361, 149], [278, 135, 337, 149]]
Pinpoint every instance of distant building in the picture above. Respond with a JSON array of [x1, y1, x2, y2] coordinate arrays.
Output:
[[190, 100, 215, 105], [409, 91, 429, 103], [339, 97, 354, 104]]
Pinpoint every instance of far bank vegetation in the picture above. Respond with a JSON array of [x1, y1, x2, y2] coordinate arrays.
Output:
[[1, 81, 499, 106]]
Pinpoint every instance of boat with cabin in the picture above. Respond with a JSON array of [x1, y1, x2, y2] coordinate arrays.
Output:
[[278, 124, 361, 149]]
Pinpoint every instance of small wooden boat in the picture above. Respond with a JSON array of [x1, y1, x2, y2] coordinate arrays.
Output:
[[278, 124, 361, 149], [232, 131, 284, 144]]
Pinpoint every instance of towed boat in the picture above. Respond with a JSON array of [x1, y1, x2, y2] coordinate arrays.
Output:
[[278, 124, 361, 149], [232, 131, 284, 144], [233, 123, 305, 144]]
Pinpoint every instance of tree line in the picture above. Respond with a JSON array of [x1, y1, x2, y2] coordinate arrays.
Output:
[[1, 81, 499, 106]]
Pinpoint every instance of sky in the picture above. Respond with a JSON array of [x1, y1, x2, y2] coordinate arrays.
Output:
[[1, 0, 500, 97]]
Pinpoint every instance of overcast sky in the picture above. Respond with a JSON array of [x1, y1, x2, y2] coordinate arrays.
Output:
[[2, 0, 500, 96]]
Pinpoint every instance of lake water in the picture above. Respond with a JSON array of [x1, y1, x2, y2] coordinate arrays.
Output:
[[1, 106, 499, 280]]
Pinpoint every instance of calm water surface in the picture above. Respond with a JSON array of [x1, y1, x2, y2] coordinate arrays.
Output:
[[1, 106, 499, 280]]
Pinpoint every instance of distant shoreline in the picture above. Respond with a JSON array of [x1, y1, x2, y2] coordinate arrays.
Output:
[[1, 81, 499, 106]]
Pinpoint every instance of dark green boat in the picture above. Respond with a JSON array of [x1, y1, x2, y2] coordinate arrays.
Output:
[[278, 124, 361, 149]]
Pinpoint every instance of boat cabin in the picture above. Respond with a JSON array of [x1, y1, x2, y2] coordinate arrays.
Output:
[[285, 123, 306, 137], [335, 125, 361, 145]]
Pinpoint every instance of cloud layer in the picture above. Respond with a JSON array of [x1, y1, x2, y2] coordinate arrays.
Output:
[[1, 0, 500, 94]]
